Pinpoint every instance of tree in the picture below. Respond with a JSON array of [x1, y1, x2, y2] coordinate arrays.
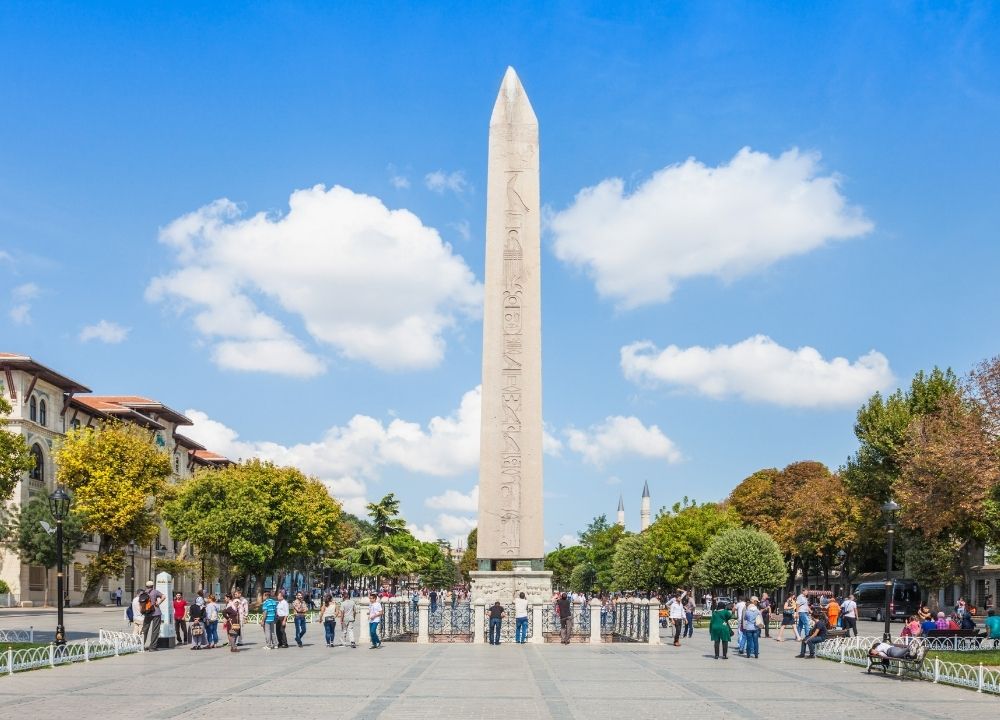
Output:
[[610, 532, 655, 591], [333, 493, 416, 584], [578, 515, 625, 590], [568, 562, 596, 593], [0, 396, 35, 502], [691, 528, 787, 591], [163, 460, 347, 596], [5, 496, 86, 606], [55, 422, 172, 604], [459, 528, 478, 583], [544, 544, 587, 589], [413, 541, 457, 588], [644, 500, 740, 589]]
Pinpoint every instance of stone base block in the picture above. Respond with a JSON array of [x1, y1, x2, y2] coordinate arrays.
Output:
[[470, 568, 552, 603]]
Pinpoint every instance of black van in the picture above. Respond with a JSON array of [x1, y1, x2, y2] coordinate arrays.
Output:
[[853, 579, 921, 622]]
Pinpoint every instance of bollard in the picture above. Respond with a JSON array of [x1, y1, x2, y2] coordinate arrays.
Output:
[[417, 597, 429, 644], [530, 600, 545, 644]]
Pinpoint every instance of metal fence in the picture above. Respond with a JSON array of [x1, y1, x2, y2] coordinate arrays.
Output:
[[482, 603, 533, 643], [613, 601, 650, 642], [541, 603, 590, 636], [816, 635, 1000, 695], [429, 602, 472, 642], [0, 628, 33, 643], [378, 600, 415, 641], [0, 629, 143, 676]]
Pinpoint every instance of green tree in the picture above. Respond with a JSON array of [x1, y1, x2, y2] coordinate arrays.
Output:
[[333, 493, 416, 585], [691, 528, 787, 591], [644, 500, 739, 590], [568, 561, 596, 593], [610, 532, 655, 591], [5, 496, 86, 605], [544, 544, 587, 589], [578, 515, 625, 590], [415, 541, 458, 588], [56, 422, 172, 604], [459, 528, 478, 582], [0, 397, 34, 503]]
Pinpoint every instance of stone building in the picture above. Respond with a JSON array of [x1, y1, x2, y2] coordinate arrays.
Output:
[[0, 353, 229, 606]]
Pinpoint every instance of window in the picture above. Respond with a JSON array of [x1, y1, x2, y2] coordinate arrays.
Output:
[[73, 564, 83, 592], [38, 399, 47, 427], [28, 444, 44, 485], [29, 396, 37, 422], [70, 418, 80, 431], [28, 565, 46, 592]]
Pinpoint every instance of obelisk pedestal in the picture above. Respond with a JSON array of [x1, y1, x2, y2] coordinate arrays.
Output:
[[471, 66, 552, 603]]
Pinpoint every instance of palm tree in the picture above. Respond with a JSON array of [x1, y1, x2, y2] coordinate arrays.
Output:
[[335, 493, 413, 586]]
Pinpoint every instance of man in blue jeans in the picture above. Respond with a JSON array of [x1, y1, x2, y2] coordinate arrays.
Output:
[[795, 591, 811, 641], [797, 610, 828, 658], [514, 592, 529, 644], [488, 601, 505, 645], [368, 593, 383, 649]]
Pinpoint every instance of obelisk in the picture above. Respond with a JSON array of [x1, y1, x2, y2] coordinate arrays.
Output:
[[474, 67, 547, 596]]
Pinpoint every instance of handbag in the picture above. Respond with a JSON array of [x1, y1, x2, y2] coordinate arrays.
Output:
[[192, 622, 204, 637]]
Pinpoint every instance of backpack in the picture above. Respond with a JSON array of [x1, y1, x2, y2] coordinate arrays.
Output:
[[138, 590, 155, 615]]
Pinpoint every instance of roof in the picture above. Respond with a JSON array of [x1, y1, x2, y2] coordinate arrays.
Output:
[[173, 433, 206, 451], [617, 495, 624, 511], [642, 480, 650, 498], [86, 396, 192, 426], [191, 449, 231, 466], [73, 397, 165, 430], [0, 353, 91, 394]]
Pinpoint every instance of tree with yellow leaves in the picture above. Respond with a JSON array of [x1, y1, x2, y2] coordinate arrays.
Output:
[[55, 422, 172, 605], [0, 396, 35, 502]]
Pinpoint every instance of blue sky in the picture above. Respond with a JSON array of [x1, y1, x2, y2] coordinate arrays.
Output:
[[3, 2, 999, 549]]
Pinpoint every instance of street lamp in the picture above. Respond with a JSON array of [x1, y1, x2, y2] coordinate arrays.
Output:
[[882, 499, 900, 641], [48, 487, 71, 647], [127, 541, 138, 597]]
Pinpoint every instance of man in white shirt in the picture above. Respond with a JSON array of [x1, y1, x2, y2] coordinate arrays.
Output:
[[667, 589, 687, 646], [841, 594, 858, 637], [795, 591, 810, 642], [514, 592, 530, 644], [368, 593, 383, 649], [734, 596, 747, 654], [276, 590, 290, 648]]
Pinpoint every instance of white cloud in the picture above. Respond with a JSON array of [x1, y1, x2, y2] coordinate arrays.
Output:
[[79, 320, 130, 344], [565, 416, 681, 467], [621, 335, 894, 408], [424, 170, 470, 195], [407, 523, 439, 542], [388, 164, 411, 189], [543, 428, 564, 456], [550, 147, 873, 308], [436, 513, 477, 536], [147, 185, 482, 374], [12, 283, 38, 301], [606, 476, 622, 485], [449, 220, 471, 241], [425, 486, 479, 512], [558, 534, 578, 547], [9, 304, 31, 325]]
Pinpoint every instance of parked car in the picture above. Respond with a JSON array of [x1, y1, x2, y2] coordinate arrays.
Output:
[[853, 579, 921, 622]]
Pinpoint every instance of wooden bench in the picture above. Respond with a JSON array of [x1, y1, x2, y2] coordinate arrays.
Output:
[[922, 629, 980, 639], [866, 643, 927, 676]]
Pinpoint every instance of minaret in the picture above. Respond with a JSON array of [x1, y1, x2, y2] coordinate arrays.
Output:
[[640, 480, 651, 531], [616, 495, 625, 527]]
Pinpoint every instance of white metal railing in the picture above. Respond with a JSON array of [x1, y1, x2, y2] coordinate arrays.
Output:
[[0, 594, 21, 608], [916, 635, 998, 652], [0, 629, 143, 676], [816, 635, 1000, 695], [0, 628, 33, 643]]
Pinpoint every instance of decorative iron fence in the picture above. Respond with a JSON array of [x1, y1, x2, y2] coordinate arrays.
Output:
[[429, 602, 473, 642], [482, 603, 533, 643], [541, 603, 590, 636], [613, 601, 649, 642], [378, 601, 415, 641], [0, 629, 143, 676], [816, 635, 1000, 695], [0, 628, 33, 643]]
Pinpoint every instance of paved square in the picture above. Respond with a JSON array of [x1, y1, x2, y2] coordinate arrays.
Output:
[[0, 616, 993, 720]]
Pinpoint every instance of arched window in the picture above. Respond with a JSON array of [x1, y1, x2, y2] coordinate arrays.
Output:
[[28, 444, 44, 483], [38, 400, 47, 427], [29, 396, 37, 422]]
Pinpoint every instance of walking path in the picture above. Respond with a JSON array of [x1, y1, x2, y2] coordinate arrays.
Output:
[[0, 621, 993, 719]]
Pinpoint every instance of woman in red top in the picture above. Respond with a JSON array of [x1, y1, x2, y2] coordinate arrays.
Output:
[[173, 593, 188, 645]]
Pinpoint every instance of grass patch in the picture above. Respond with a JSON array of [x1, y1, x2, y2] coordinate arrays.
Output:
[[1, 642, 48, 651], [927, 648, 1000, 666]]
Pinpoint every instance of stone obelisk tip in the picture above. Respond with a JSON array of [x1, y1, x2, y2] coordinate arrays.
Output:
[[490, 66, 537, 127]]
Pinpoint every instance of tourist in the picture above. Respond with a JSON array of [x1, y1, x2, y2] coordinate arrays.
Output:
[[450, 588, 457, 611], [794, 589, 810, 642], [129, 590, 143, 635], [139, 580, 165, 651], [194, 589, 205, 607], [733, 595, 746, 654], [320, 593, 338, 646], [935, 611, 958, 630], [411, 589, 419, 616], [341, 591, 357, 648], [759, 593, 771, 638], [775, 596, 795, 642], [368, 592, 383, 649], [797, 609, 828, 659], [204, 594, 220, 648], [826, 595, 841, 629], [223, 593, 240, 653], [956, 598, 970, 626], [276, 590, 290, 647], [703, 592, 713, 614], [514, 591, 529, 644], [920, 613, 938, 634], [683, 592, 696, 638], [292, 590, 309, 647], [917, 603, 932, 622], [234, 589, 249, 646], [741, 596, 762, 659], [189, 598, 206, 649], [557, 592, 572, 644], [261, 590, 278, 649], [709, 600, 733, 659], [429, 589, 438, 614], [488, 600, 504, 645], [984, 608, 1000, 647], [900, 615, 922, 637], [114, 586, 122, 607], [173, 592, 188, 645], [840, 594, 858, 637], [667, 589, 687, 646]]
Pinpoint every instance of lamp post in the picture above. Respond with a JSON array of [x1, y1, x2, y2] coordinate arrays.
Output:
[[48, 487, 71, 647], [127, 541, 138, 597], [882, 499, 900, 641]]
